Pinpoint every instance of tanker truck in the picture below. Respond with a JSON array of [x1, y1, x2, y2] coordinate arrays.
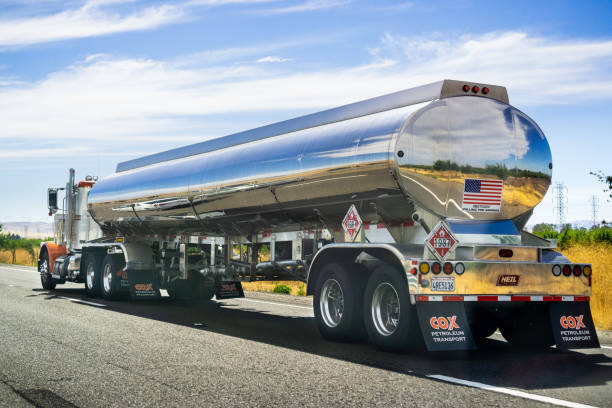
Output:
[[39, 79, 599, 352]]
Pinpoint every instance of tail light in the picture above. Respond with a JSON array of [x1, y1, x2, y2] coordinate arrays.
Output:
[[562, 265, 571, 276], [472, 86, 480, 93], [455, 262, 465, 275], [443, 262, 453, 274], [432, 262, 441, 274], [573, 265, 582, 276], [419, 262, 430, 274], [583, 265, 592, 277], [552, 264, 561, 276], [462, 84, 470, 92], [482, 87, 490, 94]]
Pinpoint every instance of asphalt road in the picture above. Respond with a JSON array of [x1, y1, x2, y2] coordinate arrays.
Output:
[[1, 264, 611, 408]]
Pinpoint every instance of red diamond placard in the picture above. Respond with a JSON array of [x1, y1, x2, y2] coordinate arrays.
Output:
[[425, 221, 458, 261], [342, 204, 362, 242]]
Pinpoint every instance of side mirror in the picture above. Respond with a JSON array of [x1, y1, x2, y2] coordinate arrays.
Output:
[[48, 188, 58, 212]]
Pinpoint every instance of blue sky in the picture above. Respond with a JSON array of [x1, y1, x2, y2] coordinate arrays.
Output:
[[0, 0, 611, 226]]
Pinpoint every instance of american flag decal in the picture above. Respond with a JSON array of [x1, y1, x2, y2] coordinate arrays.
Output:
[[461, 178, 503, 213]]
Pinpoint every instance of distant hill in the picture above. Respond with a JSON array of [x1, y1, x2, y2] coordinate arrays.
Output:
[[1, 222, 53, 239]]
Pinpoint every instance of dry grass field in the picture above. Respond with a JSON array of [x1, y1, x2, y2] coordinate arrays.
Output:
[[562, 243, 612, 330], [0, 248, 37, 266], [241, 280, 306, 296]]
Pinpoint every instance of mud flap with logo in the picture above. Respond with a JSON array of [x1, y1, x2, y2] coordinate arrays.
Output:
[[416, 302, 476, 351], [550, 302, 599, 349], [215, 281, 244, 300], [127, 269, 160, 300]]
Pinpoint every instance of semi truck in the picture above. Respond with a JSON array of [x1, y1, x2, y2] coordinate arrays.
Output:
[[39, 79, 599, 352]]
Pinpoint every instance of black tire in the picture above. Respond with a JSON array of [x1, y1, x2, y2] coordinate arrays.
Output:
[[363, 266, 422, 352], [101, 254, 125, 300], [313, 262, 366, 342], [39, 251, 56, 290], [499, 305, 554, 349], [84, 254, 102, 297]]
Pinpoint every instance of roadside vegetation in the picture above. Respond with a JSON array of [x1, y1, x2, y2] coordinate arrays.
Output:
[[0, 224, 49, 266], [533, 224, 612, 330]]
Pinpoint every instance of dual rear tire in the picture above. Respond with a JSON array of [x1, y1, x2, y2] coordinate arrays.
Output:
[[85, 254, 125, 299], [314, 263, 421, 352]]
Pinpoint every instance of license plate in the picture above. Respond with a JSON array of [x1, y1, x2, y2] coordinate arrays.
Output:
[[431, 277, 455, 292]]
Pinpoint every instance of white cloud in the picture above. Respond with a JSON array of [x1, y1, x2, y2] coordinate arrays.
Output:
[[1, 31, 611, 159], [0, 0, 183, 47], [256, 55, 292, 63], [262, 0, 349, 14]]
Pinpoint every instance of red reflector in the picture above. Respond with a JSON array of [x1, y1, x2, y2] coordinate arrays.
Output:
[[499, 249, 513, 258], [482, 87, 489, 94], [432, 262, 441, 274], [462, 84, 470, 92], [573, 265, 582, 276], [472, 86, 479, 93], [443, 262, 453, 274], [562, 265, 571, 276], [410, 267, 417, 275]]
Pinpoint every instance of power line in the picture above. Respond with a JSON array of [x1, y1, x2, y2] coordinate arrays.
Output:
[[590, 195, 600, 227], [552, 182, 567, 231]]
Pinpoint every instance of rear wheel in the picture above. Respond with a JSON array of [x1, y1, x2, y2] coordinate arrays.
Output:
[[313, 262, 366, 342], [39, 251, 56, 290], [84, 254, 102, 297], [101, 254, 125, 300], [363, 266, 421, 352]]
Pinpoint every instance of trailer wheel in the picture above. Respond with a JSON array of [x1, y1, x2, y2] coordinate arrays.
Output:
[[39, 251, 56, 291], [84, 254, 102, 297], [101, 254, 125, 300], [499, 305, 554, 349], [313, 262, 365, 342], [363, 266, 421, 352]]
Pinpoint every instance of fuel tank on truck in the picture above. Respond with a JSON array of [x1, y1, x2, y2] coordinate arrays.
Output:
[[87, 80, 552, 236]]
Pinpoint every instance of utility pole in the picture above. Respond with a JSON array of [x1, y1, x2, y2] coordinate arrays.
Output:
[[590, 195, 599, 228], [552, 182, 568, 231]]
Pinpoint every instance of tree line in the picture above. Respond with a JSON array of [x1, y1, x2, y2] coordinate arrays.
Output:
[[0, 224, 51, 265]]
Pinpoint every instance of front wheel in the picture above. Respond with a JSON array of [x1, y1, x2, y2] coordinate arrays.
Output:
[[39, 251, 56, 290], [363, 266, 421, 352]]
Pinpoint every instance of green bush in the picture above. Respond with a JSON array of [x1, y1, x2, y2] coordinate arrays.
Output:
[[533, 225, 612, 249], [297, 284, 306, 296], [273, 284, 292, 294]]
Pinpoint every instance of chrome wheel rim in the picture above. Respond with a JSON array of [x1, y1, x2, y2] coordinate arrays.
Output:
[[39, 259, 49, 282], [319, 279, 344, 328], [371, 282, 400, 336], [86, 262, 95, 290], [103, 264, 112, 293]]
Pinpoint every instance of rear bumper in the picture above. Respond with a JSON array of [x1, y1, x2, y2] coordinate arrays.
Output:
[[409, 260, 591, 298]]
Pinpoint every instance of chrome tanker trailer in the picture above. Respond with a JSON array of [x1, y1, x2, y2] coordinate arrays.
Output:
[[39, 79, 599, 352]]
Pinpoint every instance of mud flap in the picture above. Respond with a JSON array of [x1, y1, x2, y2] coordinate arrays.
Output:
[[215, 281, 244, 300], [550, 302, 600, 349], [127, 269, 160, 300], [416, 302, 477, 351]]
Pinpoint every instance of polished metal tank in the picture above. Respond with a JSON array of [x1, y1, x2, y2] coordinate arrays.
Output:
[[88, 80, 552, 236]]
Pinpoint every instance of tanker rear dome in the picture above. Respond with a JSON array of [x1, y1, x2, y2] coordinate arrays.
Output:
[[395, 96, 552, 221]]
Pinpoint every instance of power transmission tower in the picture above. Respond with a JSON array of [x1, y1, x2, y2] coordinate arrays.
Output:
[[552, 182, 568, 231], [590, 195, 600, 227]]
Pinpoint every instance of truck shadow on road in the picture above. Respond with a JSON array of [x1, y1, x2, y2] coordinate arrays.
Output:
[[36, 288, 612, 391]]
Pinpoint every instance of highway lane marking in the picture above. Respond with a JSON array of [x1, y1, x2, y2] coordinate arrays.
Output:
[[236, 298, 313, 310], [0, 266, 38, 274], [600, 345, 612, 349], [57, 296, 107, 307], [426, 374, 597, 408]]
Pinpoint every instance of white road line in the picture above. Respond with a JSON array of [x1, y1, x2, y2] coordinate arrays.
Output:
[[57, 296, 107, 307], [427, 374, 597, 408], [234, 297, 313, 310], [600, 345, 612, 350], [0, 266, 38, 274]]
